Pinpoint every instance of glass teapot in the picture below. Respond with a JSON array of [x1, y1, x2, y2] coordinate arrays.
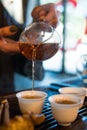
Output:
[[19, 22, 61, 61]]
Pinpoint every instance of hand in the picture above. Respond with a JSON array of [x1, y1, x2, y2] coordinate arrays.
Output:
[[32, 3, 60, 28], [0, 26, 20, 54], [0, 38, 20, 54]]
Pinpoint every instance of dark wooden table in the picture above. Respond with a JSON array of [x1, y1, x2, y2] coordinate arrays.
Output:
[[0, 84, 87, 130]]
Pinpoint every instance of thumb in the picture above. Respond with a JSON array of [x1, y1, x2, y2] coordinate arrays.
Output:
[[0, 25, 18, 37]]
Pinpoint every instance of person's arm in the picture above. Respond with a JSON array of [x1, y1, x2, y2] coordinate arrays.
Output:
[[32, 3, 60, 28], [0, 3, 59, 54]]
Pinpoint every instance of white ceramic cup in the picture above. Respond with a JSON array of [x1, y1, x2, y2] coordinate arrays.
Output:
[[16, 90, 47, 114], [48, 94, 82, 126], [58, 87, 86, 108]]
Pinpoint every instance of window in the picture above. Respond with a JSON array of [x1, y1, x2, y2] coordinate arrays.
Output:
[[40, 0, 87, 75], [64, 0, 87, 74]]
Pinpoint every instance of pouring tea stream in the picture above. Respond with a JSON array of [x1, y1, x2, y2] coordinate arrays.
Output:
[[19, 22, 61, 90]]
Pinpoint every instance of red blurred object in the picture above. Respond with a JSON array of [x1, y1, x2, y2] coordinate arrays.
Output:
[[56, 0, 77, 7]]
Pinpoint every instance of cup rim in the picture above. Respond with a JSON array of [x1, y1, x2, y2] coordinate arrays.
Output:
[[48, 94, 82, 107], [16, 90, 47, 101], [58, 87, 86, 96]]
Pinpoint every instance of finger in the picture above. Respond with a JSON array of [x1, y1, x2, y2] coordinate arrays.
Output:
[[39, 14, 58, 28], [32, 6, 42, 19], [39, 16, 45, 22], [45, 8, 57, 21], [0, 25, 18, 37], [0, 38, 20, 54], [44, 9, 58, 28], [38, 10, 46, 17], [49, 18, 58, 28]]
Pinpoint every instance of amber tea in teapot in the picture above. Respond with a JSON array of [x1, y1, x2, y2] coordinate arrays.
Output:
[[19, 22, 60, 61]]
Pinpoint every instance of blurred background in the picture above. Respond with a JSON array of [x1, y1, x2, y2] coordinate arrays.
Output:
[[41, 0, 87, 75]]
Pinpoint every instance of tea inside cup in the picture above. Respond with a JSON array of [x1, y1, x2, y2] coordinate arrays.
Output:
[[48, 94, 82, 126], [58, 87, 86, 108], [16, 90, 47, 114]]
